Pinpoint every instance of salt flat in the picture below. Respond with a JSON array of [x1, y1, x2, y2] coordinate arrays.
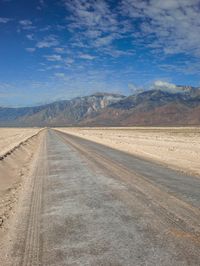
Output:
[[0, 128, 41, 156], [57, 127, 200, 176]]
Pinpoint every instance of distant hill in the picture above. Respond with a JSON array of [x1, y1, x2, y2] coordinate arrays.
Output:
[[0, 87, 200, 126], [81, 89, 200, 126], [0, 93, 125, 126]]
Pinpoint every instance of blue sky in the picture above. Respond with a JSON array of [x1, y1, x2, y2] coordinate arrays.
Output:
[[0, 0, 200, 106]]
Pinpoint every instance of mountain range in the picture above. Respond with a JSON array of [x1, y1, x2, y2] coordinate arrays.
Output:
[[0, 86, 200, 126]]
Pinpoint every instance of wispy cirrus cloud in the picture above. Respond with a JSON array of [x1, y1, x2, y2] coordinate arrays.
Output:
[[65, 58, 74, 65], [26, 34, 34, 40], [19, 19, 35, 30], [45, 54, 62, 61], [54, 72, 66, 78], [121, 0, 200, 58], [1, 0, 200, 107], [64, 0, 118, 33], [36, 35, 59, 48], [79, 53, 95, 60], [93, 34, 117, 47], [19, 20, 32, 26], [63, 0, 127, 56], [54, 47, 65, 53], [0, 17, 12, 23]]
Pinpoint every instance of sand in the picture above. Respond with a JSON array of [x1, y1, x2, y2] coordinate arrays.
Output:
[[0, 128, 40, 157], [56, 127, 200, 177], [0, 128, 42, 234]]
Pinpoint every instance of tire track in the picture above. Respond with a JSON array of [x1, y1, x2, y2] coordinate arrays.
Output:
[[3, 128, 200, 265], [55, 130, 200, 243], [19, 133, 47, 266]]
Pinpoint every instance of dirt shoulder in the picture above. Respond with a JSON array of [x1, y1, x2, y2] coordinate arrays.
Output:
[[0, 128, 41, 157], [56, 127, 200, 177], [0, 129, 44, 247]]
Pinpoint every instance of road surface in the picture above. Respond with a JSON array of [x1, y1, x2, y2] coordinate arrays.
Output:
[[3, 129, 200, 265]]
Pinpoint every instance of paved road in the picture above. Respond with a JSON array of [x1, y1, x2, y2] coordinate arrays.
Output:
[[5, 129, 200, 265]]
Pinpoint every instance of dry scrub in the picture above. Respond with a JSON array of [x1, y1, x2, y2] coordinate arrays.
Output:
[[57, 127, 200, 176]]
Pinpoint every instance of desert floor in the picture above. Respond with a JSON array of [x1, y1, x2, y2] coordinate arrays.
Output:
[[0, 128, 42, 248], [0, 128, 40, 157], [57, 127, 200, 177], [0, 127, 199, 265]]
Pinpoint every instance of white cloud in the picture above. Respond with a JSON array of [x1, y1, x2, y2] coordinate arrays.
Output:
[[54, 72, 66, 79], [36, 35, 59, 48], [150, 80, 200, 93], [19, 20, 32, 26], [152, 80, 177, 91], [84, 29, 101, 39], [93, 34, 116, 47], [65, 58, 74, 65], [45, 54, 62, 61], [26, 34, 34, 40], [64, 0, 123, 54], [62, 0, 200, 66], [54, 47, 65, 53], [153, 80, 176, 90], [39, 25, 51, 32], [19, 19, 35, 30], [121, 0, 200, 57], [79, 54, 95, 60], [0, 17, 12, 23], [64, 0, 118, 32]]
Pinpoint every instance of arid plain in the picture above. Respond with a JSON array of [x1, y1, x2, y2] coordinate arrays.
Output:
[[58, 127, 200, 177], [0, 127, 200, 265], [0, 128, 41, 157]]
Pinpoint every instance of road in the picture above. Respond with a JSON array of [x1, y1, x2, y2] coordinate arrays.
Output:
[[3, 128, 200, 265]]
